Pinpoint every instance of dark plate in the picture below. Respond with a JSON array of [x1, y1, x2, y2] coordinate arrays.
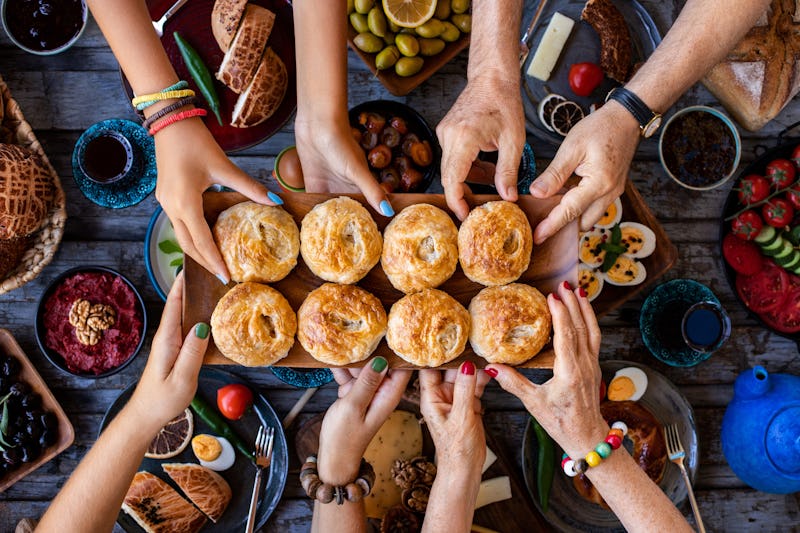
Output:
[[520, 0, 661, 146], [121, 0, 296, 153], [100, 367, 289, 532], [521, 360, 698, 532], [719, 138, 800, 346]]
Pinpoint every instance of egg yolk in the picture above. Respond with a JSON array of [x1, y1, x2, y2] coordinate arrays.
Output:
[[608, 376, 636, 401], [621, 228, 644, 255], [606, 256, 639, 283], [579, 270, 601, 298], [597, 202, 618, 226], [192, 435, 222, 461], [580, 235, 606, 265]]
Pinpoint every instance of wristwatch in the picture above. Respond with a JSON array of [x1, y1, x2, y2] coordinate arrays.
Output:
[[605, 87, 663, 138]]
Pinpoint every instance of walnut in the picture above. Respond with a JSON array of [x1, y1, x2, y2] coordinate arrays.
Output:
[[391, 456, 437, 490], [68, 299, 116, 346], [401, 485, 430, 514], [380, 505, 420, 533]]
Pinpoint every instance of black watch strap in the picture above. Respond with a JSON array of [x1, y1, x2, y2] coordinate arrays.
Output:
[[606, 87, 656, 127]]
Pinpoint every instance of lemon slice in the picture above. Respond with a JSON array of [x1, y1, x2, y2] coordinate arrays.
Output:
[[382, 0, 437, 28], [550, 100, 585, 136], [145, 408, 193, 459], [537, 93, 566, 132]]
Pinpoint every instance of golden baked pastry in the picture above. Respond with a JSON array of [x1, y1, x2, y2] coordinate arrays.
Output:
[[213, 201, 299, 283], [216, 4, 275, 94], [458, 201, 533, 286], [122, 471, 206, 533], [232, 47, 287, 128], [386, 288, 469, 367], [581, 0, 632, 82], [211, 0, 249, 52], [210, 282, 297, 366], [300, 197, 382, 284], [297, 283, 387, 365], [163, 463, 232, 524], [468, 283, 551, 365], [0, 144, 54, 240], [381, 203, 458, 294]]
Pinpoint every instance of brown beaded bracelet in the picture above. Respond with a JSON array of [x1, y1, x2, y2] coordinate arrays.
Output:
[[300, 455, 376, 505], [141, 96, 197, 130]]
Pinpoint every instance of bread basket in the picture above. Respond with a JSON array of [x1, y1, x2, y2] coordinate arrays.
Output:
[[0, 73, 67, 295]]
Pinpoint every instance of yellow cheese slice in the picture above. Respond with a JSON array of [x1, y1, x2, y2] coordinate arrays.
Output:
[[526, 12, 575, 81]]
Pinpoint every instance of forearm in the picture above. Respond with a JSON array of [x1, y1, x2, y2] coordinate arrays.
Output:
[[422, 465, 482, 533], [467, 0, 523, 84], [38, 406, 157, 532], [311, 499, 367, 533]]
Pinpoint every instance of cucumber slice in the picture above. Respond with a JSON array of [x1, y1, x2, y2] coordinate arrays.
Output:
[[782, 252, 800, 271], [776, 248, 799, 266], [755, 226, 778, 245], [789, 226, 800, 246], [774, 241, 795, 261], [793, 261, 800, 276], [762, 236, 787, 256]]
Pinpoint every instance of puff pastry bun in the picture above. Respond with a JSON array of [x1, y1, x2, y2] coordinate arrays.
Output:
[[382, 204, 458, 294], [213, 201, 299, 283], [469, 283, 551, 365], [387, 288, 470, 367], [300, 197, 382, 284], [458, 201, 533, 286], [298, 283, 387, 365], [210, 282, 296, 366]]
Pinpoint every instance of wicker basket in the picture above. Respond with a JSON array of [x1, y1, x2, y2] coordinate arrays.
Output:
[[0, 74, 67, 295]]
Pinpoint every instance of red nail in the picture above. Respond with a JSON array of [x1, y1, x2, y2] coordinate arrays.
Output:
[[563, 281, 572, 290], [551, 293, 561, 301], [484, 368, 498, 378], [461, 361, 475, 375], [579, 287, 588, 298]]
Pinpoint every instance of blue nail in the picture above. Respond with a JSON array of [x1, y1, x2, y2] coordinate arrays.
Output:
[[379, 200, 394, 217], [216, 273, 229, 285], [267, 191, 284, 205]]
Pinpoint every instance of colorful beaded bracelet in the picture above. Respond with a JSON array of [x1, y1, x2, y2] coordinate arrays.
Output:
[[299, 455, 376, 505], [148, 108, 208, 136], [132, 80, 189, 110], [142, 96, 198, 130], [561, 421, 628, 477], [133, 88, 195, 110]]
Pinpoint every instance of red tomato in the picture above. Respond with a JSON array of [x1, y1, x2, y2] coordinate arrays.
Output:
[[568, 62, 604, 97], [787, 186, 800, 210], [762, 198, 794, 227], [737, 174, 770, 205], [760, 288, 800, 334], [735, 260, 789, 313], [731, 210, 763, 240], [791, 144, 800, 171], [217, 384, 254, 420], [766, 158, 796, 189], [722, 233, 762, 275]]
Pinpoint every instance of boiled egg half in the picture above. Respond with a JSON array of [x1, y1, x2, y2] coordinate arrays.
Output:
[[579, 230, 607, 267], [619, 222, 656, 259], [594, 198, 623, 229], [607, 367, 648, 401], [191, 434, 235, 471], [601, 255, 647, 286], [578, 266, 604, 302]]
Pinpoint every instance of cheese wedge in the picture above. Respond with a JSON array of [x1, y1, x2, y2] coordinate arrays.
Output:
[[122, 471, 206, 533], [216, 4, 275, 94], [526, 12, 574, 81]]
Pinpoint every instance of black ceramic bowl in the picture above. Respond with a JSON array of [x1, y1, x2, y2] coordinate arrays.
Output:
[[348, 99, 440, 193], [35, 266, 148, 378]]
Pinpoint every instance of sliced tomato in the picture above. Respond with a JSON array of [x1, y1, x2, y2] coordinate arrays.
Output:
[[723, 233, 762, 275], [760, 289, 800, 334], [736, 261, 790, 313]]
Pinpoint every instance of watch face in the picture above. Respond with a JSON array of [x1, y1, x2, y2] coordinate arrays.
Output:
[[643, 116, 662, 138]]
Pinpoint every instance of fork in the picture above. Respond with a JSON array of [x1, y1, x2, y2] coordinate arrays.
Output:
[[245, 425, 275, 533], [664, 424, 706, 533], [151, 0, 190, 37]]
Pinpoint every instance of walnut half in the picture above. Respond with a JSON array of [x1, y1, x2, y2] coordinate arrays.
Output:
[[68, 298, 116, 346]]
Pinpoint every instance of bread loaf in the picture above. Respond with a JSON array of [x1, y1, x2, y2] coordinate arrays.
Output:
[[0, 144, 54, 240], [216, 4, 275, 94], [211, 0, 248, 52], [231, 47, 288, 127], [702, 0, 800, 131]]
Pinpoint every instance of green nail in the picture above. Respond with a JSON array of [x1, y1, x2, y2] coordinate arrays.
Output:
[[195, 323, 210, 339], [371, 356, 388, 373]]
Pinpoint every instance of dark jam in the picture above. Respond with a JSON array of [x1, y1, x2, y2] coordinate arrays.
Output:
[[5, 0, 84, 52], [82, 133, 131, 182], [654, 299, 691, 350], [662, 110, 736, 188]]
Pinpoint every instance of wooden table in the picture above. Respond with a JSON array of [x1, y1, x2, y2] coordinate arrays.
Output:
[[1, 2, 800, 531]]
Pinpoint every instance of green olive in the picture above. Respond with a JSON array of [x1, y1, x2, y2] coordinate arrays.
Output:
[[395, 33, 420, 57], [388, 20, 401, 33], [418, 37, 445, 56], [367, 7, 387, 37], [354, 0, 374, 15], [395, 56, 424, 77], [375, 45, 400, 70], [350, 12, 370, 33], [451, 0, 470, 14], [347, 0, 355, 14], [354, 32, 385, 53], [451, 13, 471, 33], [434, 0, 451, 19], [415, 19, 445, 38], [439, 21, 461, 42], [383, 31, 396, 45]]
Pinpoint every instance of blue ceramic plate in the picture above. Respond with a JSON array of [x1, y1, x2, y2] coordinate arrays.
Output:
[[640, 279, 720, 367], [100, 367, 288, 533], [144, 206, 182, 301], [270, 366, 334, 388], [521, 360, 699, 533], [72, 119, 157, 208]]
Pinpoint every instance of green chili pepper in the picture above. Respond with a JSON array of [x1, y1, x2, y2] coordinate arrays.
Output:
[[531, 416, 555, 514], [190, 394, 254, 460], [173, 31, 223, 126]]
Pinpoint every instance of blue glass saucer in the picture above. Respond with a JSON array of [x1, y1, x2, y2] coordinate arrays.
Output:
[[640, 279, 720, 367], [270, 367, 334, 388], [72, 119, 156, 208]]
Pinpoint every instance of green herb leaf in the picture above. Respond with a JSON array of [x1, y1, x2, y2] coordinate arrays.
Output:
[[601, 242, 627, 255], [610, 223, 622, 244], [158, 239, 183, 255], [601, 251, 620, 273], [0, 400, 8, 437], [169, 257, 184, 268]]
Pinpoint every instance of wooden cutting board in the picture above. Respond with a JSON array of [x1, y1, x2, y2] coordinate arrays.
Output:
[[184, 191, 579, 368]]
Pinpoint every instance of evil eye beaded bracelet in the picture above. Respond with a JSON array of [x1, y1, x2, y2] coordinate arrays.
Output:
[[561, 422, 628, 477]]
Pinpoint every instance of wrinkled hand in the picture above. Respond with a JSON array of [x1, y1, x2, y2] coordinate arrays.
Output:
[[154, 118, 279, 283], [487, 282, 608, 459], [295, 117, 392, 217], [419, 364, 490, 473], [437, 76, 525, 220], [530, 103, 640, 244], [127, 273, 209, 433], [317, 358, 411, 484]]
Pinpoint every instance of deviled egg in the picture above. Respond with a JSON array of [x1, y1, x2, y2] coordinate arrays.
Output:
[[601, 255, 647, 286], [619, 222, 656, 259], [607, 367, 648, 401], [578, 266, 604, 302], [191, 434, 235, 472], [594, 198, 623, 229]]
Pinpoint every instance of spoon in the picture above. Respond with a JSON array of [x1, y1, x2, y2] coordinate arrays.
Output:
[[152, 0, 190, 37]]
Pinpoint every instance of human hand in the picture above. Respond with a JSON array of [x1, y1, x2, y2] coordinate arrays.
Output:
[[437, 75, 525, 220], [153, 117, 281, 283], [486, 282, 608, 459], [317, 357, 411, 484], [529, 103, 640, 244], [127, 273, 209, 433]]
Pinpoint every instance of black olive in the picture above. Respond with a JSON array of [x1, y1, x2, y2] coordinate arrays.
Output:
[[0, 377, 9, 394], [1, 356, 20, 377], [20, 393, 40, 409], [3, 448, 21, 466], [20, 445, 39, 463], [25, 420, 43, 439], [26, 409, 43, 422], [40, 429, 56, 448], [9, 381, 29, 396], [41, 412, 57, 431]]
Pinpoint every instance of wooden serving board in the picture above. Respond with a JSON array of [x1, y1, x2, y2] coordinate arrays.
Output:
[[184, 191, 578, 368]]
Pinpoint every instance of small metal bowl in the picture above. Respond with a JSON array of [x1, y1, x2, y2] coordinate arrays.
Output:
[[1, 0, 87, 56]]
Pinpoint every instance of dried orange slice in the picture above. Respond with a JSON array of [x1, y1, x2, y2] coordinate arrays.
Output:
[[550, 100, 585, 136], [382, 0, 437, 28], [537, 93, 566, 132], [145, 408, 193, 459]]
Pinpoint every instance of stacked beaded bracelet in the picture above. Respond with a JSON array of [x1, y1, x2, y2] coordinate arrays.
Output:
[[132, 80, 193, 110], [148, 108, 208, 136], [142, 96, 198, 130], [300, 455, 376, 505], [561, 422, 628, 477]]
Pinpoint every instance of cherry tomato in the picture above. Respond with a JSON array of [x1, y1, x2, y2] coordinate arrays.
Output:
[[791, 144, 800, 171], [787, 187, 800, 211], [737, 174, 770, 205], [766, 158, 796, 189], [217, 383, 254, 420], [762, 198, 794, 227], [731, 210, 763, 240], [568, 62, 604, 97]]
